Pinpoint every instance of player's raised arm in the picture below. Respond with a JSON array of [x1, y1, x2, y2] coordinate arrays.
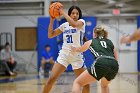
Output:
[[48, 17, 62, 39], [120, 28, 140, 43]]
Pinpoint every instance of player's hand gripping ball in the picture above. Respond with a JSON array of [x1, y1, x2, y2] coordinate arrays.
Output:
[[49, 2, 63, 18]]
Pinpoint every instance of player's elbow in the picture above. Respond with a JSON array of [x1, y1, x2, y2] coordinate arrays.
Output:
[[71, 24, 77, 27], [70, 22, 79, 27], [48, 34, 53, 38]]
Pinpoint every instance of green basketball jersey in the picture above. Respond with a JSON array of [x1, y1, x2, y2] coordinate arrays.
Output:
[[89, 38, 115, 58]]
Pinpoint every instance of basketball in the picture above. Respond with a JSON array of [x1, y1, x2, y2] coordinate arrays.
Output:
[[49, 2, 63, 18]]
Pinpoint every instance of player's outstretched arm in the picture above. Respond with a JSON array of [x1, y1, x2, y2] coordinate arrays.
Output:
[[71, 40, 92, 52], [120, 29, 140, 43]]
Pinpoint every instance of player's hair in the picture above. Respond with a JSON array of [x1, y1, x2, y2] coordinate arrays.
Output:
[[68, 6, 82, 19], [45, 44, 50, 48], [94, 25, 108, 39]]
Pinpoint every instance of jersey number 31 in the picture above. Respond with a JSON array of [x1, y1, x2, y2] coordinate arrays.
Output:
[[66, 35, 73, 43]]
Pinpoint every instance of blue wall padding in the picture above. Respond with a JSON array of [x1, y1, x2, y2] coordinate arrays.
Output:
[[83, 16, 96, 68], [37, 17, 59, 71], [137, 16, 140, 72]]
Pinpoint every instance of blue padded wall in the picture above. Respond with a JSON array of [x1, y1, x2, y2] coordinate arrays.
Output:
[[83, 16, 96, 68], [37, 17, 59, 71], [137, 16, 140, 72]]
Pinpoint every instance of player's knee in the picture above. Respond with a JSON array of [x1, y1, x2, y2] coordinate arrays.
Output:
[[74, 79, 83, 86], [101, 83, 108, 88], [47, 75, 57, 84]]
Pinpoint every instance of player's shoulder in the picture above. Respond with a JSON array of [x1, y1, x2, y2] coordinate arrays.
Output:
[[91, 38, 96, 43], [106, 38, 113, 42], [60, 22, 69, 27], [92, 38, 98, 41], [62, 22, 69, 25], [105, 39, 114, 46]]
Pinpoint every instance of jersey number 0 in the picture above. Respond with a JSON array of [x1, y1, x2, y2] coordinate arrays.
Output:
[[100, 41, 107, 48]]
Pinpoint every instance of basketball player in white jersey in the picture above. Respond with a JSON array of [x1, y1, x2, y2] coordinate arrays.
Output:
[[43, 6, 89, 93]]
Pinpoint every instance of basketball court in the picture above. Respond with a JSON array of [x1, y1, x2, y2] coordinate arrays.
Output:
[[0, 73, 139, 93], [0, 0, 140, 93]]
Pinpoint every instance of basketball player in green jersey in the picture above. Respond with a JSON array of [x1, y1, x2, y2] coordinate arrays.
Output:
[[71, 25, 119, 93]]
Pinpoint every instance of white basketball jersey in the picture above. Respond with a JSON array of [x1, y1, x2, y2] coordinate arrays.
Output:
[[58, 19, 85, 52]]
